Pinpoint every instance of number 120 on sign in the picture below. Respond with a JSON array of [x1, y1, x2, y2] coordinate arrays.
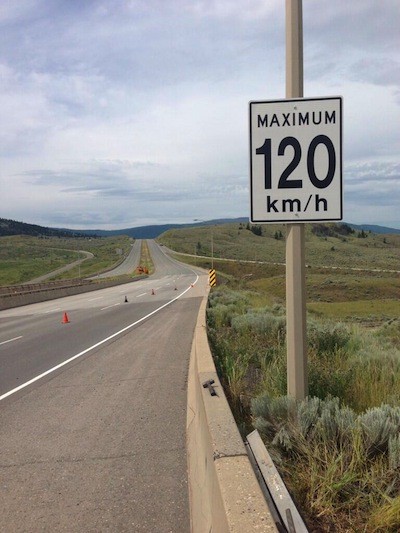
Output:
[[249, 97, 343, 223]]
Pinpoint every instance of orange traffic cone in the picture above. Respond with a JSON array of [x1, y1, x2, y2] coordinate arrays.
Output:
[[62, 312, 70, 324]]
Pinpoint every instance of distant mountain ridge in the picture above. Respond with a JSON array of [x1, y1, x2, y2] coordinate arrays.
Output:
[[0, 217, 88, 238], [71, 218, 249, 238], [346, 223, 400, 235], [1, 216, 399, 239]]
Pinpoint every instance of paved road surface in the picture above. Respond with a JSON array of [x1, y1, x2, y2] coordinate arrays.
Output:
[[0, 241, 208, 532], [28, 238, 142, 284], [27, 250, 95, 283], [93, 239, 142, 278]]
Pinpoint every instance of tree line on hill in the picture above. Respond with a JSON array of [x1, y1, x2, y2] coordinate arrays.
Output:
[[1, 216, 399, 240], [0, 217, 89, 238], [245, 222, 377, 240]]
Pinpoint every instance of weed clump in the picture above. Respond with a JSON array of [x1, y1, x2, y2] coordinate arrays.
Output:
[[307, 319, 352, 354], [231, 311, 286, 338], [207, 288, 250, 328], [252, 396, 400, 531]]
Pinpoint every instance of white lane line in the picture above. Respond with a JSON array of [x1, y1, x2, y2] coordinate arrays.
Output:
[[43, 307, 61, 314], [0, 336, 23, 347], [136, 293, 146, 298], [0, 276, 199, 402], [88, 296, 104, 301], [101, 303, 121, 310]]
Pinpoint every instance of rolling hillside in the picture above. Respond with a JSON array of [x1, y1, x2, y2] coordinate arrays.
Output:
[[0, 218, 88, 238], [158, 221, 400, 272], [1, 216, 399, 239]]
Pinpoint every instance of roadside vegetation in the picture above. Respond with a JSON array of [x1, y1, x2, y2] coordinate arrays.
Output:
[[159, 222, 400, 532], [0, 235, 133, 285], [207, 285, 400, 532]]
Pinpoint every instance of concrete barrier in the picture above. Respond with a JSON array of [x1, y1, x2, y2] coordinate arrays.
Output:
[[0, 276, 147, 311], [187, 291, 277, 532]]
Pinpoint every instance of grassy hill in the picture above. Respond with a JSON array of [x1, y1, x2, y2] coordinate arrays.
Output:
[[1, 215, 399, 239], [158, 221, 400, 326], [0, 234, 132, 285], [158, 221, 400, 271], [0, 216, 248, 239], [63, 218, 249, 238], [0, 217, 89, 238]]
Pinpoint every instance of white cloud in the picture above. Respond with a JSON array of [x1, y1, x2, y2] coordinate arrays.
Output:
[[0, 0, 399, 229]]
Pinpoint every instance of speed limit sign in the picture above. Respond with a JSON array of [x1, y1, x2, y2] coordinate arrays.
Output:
[[249, 96, 342, 223]]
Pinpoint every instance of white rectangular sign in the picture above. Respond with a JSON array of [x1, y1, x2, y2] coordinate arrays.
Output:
[[249, 96, 342, 223]]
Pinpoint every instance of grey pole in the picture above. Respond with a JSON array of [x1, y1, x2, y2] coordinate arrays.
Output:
[[285, 0, 308, 399]]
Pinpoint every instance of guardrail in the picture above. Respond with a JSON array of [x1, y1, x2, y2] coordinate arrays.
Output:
[[0, 276, 147, 311], [0, 279, 92, 298]]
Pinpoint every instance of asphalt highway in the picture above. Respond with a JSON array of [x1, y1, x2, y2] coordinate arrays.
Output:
[[27, 250, 95, 284], [93, 238, 142, 278], [0, 241, 209, 532]]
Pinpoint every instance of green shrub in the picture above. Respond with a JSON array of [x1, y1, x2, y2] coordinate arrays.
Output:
[[359, 405, 400, 458], [307, 319, 352, 355], [207, 288, 250, 329], [231, 312, 286, 339], [206, 304, 236, 328], [251, 396, 400, 531], [308, 347, 354, 400], [208, 287, 249, 308], [376, 319, 400, 349], [252, 395, 356, 456]]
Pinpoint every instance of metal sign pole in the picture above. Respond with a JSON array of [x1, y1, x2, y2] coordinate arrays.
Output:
[[285, 0, 308, 399]]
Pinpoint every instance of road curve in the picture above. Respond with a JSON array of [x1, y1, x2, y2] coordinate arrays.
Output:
[[0, 241, 209, 532], [93, 239, 142, 278], [27, 250, 95, 283]]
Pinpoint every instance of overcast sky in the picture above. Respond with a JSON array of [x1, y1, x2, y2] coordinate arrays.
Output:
[[0, 0, 399, 230]]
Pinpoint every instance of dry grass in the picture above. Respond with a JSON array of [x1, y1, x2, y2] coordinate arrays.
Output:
[[0, 234, 133, 284], [139, 240, 155, 274], [159, 222, 400, 271]]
